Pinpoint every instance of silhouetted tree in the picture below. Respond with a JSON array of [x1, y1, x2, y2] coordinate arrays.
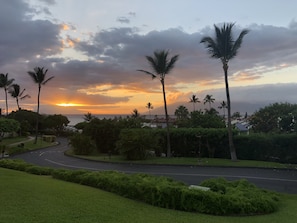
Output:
[[203, 94, 215, 110], [146, 102, 154, 119], [218, 101, 228, 118], [201, 23, 249, 161], [84, 112, 95, 122], [8, 84, 30, 110], [138, 50, 179, 157], [28, 67, 54, 143], [189, 95, 200, 111], [0, 73, 14, 115]]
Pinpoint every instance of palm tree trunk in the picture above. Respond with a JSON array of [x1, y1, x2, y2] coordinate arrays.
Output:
[[223, 63, 237, 161], [16, 98, 20, 110], [161, 78, 171, 157], [5, 88, 8, 116], [34, 85, 41, 144]]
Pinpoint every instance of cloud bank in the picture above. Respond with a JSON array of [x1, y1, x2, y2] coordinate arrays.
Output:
[[0, 1, 297, 115]]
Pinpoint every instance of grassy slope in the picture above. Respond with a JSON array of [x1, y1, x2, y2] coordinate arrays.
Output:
[[1, 168, 297, 223]]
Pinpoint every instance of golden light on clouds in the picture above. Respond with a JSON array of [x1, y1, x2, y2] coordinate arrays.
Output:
[[61, 24, 70, 31], [233, 72, 262, 82], [56, 103, 85, 107], [78, 84, 143, 96]]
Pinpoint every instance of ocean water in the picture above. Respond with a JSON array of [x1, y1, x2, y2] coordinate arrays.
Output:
[[66, 114, 130, 126]]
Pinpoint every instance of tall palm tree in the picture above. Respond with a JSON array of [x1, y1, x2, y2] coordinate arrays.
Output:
[[0, 73, 15, 116], [189, 95, 200, 111], [203, 94, 215, 110], [138, 50, 179, 157], [200, 23, 249, 161], [218, 100, 228, 118], [131, 108, 140, 118], [8, 84, 30, 110], [28, 67, 54, 144], [146, 102, 154, 120]]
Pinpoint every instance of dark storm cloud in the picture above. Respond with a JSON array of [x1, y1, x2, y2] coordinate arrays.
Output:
[[0, 0, 62, 67]]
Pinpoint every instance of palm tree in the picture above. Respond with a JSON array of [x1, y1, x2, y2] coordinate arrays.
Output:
[[84, 112, 94, 122], [174, 105, 189, 120], [131, 108, 140, 118], [0, 73, 15, 116], [146, 102, 154, 120], [218, 100, 228, 118], [200, 23, 249, 161], [203, 94, 215, 110], [189, 95, 200, 111], [28, 67, 54, 144], [138, 50, 179, 157], [8, 84, 30, 110]]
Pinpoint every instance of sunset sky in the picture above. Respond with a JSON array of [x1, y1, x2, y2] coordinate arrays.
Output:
[[1, 0, 297, 116]]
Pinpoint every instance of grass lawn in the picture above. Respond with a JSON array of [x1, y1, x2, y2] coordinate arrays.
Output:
[[1, 167, 297, 223], [67, 150, 297, 169], [2, 136, 55, 155]]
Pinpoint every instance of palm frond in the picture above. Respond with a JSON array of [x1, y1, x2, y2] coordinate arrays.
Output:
[[28, 71, 39, 83], [231, 29, 249, 58], [20, 94, 30, 100], [166, 54, 179, 74], [42, 76, 54, 85], [137, 69, 157, 79]]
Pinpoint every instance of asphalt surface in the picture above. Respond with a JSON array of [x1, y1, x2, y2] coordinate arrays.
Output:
[[11, 137, 297, 194]]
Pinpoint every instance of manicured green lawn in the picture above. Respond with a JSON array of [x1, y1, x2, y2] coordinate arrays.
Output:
[[2, 136, 54, 155], [1, 168, 297, 223], [68, 150, 297, 169]]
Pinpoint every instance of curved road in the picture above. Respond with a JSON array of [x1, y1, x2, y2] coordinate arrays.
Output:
[[11, 138, 297, 194]]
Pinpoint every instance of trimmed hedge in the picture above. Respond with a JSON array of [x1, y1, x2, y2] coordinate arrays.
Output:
[[0, 159, 280, 216], [234, 134, 297, 163], [50, 166, 279, 215], [115, 129, 297, 163], [0, 159, 52, 175]]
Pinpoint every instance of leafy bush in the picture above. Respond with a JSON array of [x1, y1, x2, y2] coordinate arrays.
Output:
[[0, 159, 33, 171], [51, 168, 279, 215], [25, 166, 53, 175], [0, 159, 53, 175], [1, 160, 280, 216], [116, 129, 160, 160], [68, 133, 95, 155]]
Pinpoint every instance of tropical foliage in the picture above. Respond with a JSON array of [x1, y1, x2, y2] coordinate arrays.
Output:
[[250, 102, 297, 133], [0, 73, 14, 115], [138, 50, 179, 157], [203, 94, 215, 109], [189, 95, 200, 111], [28, 67, 54, 143], [200, 23, 249, 161], [8, 84, 30, 110]]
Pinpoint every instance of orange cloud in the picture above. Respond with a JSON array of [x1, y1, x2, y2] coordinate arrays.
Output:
[[61, 24, 70, 31], [233, 72, 262, 82]]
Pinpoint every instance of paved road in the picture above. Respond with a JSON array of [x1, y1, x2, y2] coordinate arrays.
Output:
[[11, 138, 297, 194]]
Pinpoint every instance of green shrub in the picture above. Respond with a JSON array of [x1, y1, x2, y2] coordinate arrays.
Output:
[[51, 168, 280, 215], [116, 129, 160, 160], [25, 166, 53, 175], [68, 133, 95, 155], [0, 159, 33, 171], [1, 160, 280, 216]]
